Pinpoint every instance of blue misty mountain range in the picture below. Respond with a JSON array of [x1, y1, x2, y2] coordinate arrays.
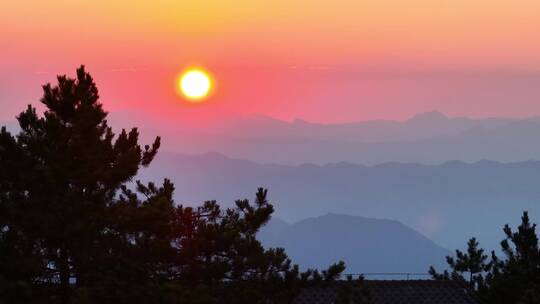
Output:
[[139, 152, 540, 252], [4, 112, 540, 272], [7, 110, 540, 164], [106, 110, 540, 165], [258, 214, 450, 274]]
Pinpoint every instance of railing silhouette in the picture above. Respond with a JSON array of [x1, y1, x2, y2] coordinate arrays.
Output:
[[342, 272, 432, 280]]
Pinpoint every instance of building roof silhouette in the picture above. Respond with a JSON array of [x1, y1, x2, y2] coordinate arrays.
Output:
[[293, 280, 478, 304]]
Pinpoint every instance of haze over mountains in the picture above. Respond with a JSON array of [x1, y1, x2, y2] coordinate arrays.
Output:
[[4, 111, 540, 271], [6, 110, 540, 165], [139, 152, 540, 252], [201, 111, 514, 142], [111, 110, 540, 165]]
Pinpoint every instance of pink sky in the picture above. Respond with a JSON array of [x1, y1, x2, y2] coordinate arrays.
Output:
[[2, 1, 540, 123]]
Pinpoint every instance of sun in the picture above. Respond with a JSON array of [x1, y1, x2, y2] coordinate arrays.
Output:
[[178, 69, 212, 101]]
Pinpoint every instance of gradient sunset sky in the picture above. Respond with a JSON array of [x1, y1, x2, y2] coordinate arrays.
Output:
[[2, 0, 540, 123]]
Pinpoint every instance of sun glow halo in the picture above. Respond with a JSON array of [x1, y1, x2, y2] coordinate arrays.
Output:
[[178, 69, 212, 101]]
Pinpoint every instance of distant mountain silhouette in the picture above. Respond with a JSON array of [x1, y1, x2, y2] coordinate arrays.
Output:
[[258, 214, 450, 273], [104, 111, 540, 165], [209, 111, 514, 142], [6, 112, 540, 164], [139, 152, 540, 250]]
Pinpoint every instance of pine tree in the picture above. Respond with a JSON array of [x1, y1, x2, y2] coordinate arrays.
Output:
[[171, 187, 347, 304], [429, 237, 491, 291], [430, 212, 540, 304], [1, 66, 347, 304], [0, 66, 160, 303], [487, 211, 540, 304], [0, 126, 45, 303]]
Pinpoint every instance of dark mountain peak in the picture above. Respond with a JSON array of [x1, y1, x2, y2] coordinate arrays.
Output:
[[258, 213, 450, 273]]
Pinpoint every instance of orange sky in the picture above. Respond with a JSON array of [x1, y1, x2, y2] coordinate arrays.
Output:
[[2, 1, 540, 122]]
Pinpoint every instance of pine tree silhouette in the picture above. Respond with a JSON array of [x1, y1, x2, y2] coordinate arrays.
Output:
[[430, 211, 540, 304], [0, 66, 347, 304]]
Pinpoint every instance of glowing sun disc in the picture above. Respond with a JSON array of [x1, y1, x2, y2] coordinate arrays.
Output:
[[179, 69, 212, 101]]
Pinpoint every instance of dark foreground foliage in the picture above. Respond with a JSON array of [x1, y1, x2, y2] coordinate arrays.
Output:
[[430, 211, 540, 304], [0, 66, 348, 304]]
